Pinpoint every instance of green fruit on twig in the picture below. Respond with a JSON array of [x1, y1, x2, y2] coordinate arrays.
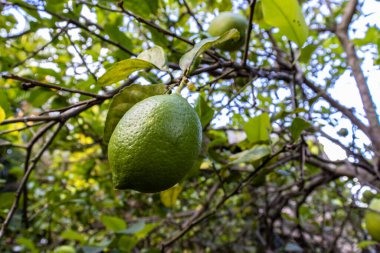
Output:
[[208, 12, 248, 51], [364, 198, 380, 241], [337, 128, 349, 137], [108, 94, 202, 193]]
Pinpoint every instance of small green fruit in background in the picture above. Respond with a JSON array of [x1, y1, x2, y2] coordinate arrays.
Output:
[[208, 12, 248, 51], [108, 94, 202, 193], [337, 128, 349, 137], [364, 198, 380, 241]]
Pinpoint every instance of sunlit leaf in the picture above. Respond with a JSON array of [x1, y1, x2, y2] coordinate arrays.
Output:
[[137, 46, 167, 70], [16, 237, 38, 253], [230, 145, 271, 165], [98, 59, 157, 87], [262, 0, 308, 47], [357, 240, 378, 249], [60, 229, 86, 243], [54, 245, 77, 253], [0, 106, 5, 123], [243, 113, 272, 144], [195, 95, 215, 128], [179, 29, 240, 72], [160, 184, 183, 208]]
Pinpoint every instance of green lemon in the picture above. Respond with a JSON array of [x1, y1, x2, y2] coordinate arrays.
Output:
[[208, 12, 248, 51], [108, 94, 202, 193], [364, 198, 380, 241]]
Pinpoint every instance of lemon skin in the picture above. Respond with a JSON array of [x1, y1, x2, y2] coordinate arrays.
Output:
[[108, 94, 202, 193]]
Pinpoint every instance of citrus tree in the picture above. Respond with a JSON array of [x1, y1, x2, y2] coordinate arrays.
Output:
[[1, 0, 380, 252]]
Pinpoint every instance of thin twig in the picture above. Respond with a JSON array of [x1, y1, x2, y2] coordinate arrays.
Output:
[[2, 74, 104, 98], [242, 0, 256, 66], [181, 0, 203, 31]]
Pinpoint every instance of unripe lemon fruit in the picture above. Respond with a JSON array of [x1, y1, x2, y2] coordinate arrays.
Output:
[[208, 12, 248, 51], [364, 198, 380, 241], [108, 94, 202, 193]]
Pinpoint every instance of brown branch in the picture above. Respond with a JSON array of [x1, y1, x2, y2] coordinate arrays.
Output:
[[303, 78, 369, 136], [118, 1, 193, 46], [2, 74, 104, 98], [335, 0, 380, 152]]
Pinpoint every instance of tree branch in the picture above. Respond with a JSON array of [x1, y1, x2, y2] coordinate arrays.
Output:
[[0, 121, 63, 239], [2, 74, 104, 98], [335, 0, 380, 152]]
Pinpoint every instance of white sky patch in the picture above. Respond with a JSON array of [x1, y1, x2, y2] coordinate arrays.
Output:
[[319, 137, 348, 160]]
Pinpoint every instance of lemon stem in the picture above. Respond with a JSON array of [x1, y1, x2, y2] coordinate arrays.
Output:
[[175, 77, 187, 95]]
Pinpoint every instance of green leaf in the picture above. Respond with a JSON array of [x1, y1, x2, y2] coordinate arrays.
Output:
[[100, 215, 127, 232], [123, 0, 159, 19], [262, 0, 308, 47], [16, 237, 38, 253], [98, 59, 157, 87], [243, 113, 272, 144], [134, 223, 159, 239], [160, 184, 183, 208], [80, 246, 104, 253], [179, 29, 240, 72], [357, 240, 378, 249], [117, 221, 158, 239], [0, 106, 5, 123], [104, 24, 133, 53], [354, 27, 380, 46], [118, 221, 145, 235], [145, 26, 170, 47], [0, 88, 11, 114], [0, 193, 16, 209], [290, 117, 311, 140], [230, 145, 271, 165], [253, 1, 271, 29], [60, 229, 86, 243], [54, 245, 76, 253], [117, 235, 139, 252], [137, 46, 167, 70], [103, 84, 166, 143], [300, 43, 318, 63], [194, 95, 215, 128]]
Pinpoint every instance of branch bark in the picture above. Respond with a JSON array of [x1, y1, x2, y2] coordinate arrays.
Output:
[[335, 0, 380, 152]]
